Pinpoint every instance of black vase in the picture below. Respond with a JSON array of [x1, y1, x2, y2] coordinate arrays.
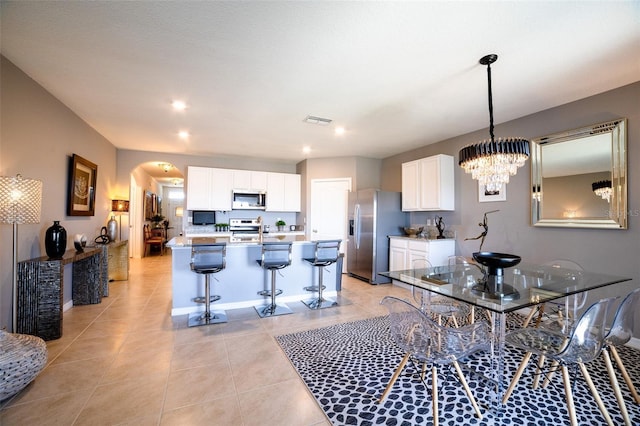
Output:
[[45, 221, 67, 258]]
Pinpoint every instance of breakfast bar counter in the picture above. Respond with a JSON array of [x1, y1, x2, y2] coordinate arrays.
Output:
[[166, 236, 339, 316]]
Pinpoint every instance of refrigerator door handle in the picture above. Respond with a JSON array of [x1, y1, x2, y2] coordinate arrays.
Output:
[[354, 204, 361, 250]]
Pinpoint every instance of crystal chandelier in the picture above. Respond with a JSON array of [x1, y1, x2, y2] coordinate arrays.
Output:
[[459, 54, 530, 193], [592, 180, 612, 202]]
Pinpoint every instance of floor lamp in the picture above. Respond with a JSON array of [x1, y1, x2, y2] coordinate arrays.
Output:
[[0, 174, 43, 333], [111, 199, 129, 241]]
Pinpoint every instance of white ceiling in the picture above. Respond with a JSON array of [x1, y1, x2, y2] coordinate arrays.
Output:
[[2, 1, 639, 184]]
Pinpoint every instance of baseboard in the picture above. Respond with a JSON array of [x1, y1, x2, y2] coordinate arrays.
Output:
[[171, 291, 339, 316], [63, 300, 73, 312]]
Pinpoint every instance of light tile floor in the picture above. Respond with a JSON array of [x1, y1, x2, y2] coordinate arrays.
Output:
[[0, 252, 410, 425]]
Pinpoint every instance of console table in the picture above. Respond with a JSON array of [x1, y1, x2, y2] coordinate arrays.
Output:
[[107, 240, 129, 282], [16, 241, 127, 341]]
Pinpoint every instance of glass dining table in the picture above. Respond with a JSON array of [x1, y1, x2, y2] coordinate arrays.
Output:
[[381, 261, 631, 412]]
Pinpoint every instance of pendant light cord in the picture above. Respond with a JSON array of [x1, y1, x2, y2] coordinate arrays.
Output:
[[486, 62, 495, 143]]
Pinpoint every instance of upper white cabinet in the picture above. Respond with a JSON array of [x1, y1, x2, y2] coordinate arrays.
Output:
[[232, 170, 267, 192], [186, 166, 232, 211], [186, 166, 212, 210], [402, 154, 454, 211], [187, 166, 300, 212], [266, 172, 301, 212]]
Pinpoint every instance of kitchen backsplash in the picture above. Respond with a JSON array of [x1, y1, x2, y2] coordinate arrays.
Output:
[[409, 224, 457, 239]]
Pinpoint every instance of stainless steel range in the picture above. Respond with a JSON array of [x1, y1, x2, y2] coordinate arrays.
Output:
[[229, 218, 261, 243]]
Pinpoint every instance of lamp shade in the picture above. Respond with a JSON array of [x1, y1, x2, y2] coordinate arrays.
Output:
[[0, 174, 43, 224], [111, 199, 129, 213]]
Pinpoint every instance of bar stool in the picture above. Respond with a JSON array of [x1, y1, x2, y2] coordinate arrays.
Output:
[[302, 239, 341, 309], [255, 242, 293, 317], [189, 242, 227, 327]]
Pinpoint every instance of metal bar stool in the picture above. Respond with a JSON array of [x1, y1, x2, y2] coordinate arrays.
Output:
[[255, 242, 293, 317], [189, 242, 227, 327], [302, 239, 341, 309]]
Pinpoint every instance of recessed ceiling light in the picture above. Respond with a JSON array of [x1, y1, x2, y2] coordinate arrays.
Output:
[[178, 130, 189, 140], [172, 100, 187, 111], [302, 146, 311, 154], [335, 127, 345, 136], [303, 115, 332, 126]]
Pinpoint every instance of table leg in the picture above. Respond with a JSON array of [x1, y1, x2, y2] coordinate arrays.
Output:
[[490, 311, 507, 414]]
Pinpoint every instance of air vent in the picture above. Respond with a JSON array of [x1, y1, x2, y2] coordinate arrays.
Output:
[[303, 115, 332, 125]]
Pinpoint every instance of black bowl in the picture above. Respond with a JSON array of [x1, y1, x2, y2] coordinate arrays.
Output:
[[472, 251, 521, 275]]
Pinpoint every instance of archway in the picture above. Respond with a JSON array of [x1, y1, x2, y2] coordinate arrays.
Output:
[[129, 161, 184, 258]]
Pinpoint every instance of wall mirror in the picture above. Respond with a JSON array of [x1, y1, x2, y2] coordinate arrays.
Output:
[[531, 118, 627, 229]]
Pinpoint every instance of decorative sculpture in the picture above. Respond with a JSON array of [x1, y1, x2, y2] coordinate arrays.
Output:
[[435, 216, 445, 239], [465, 210, 499, 251]]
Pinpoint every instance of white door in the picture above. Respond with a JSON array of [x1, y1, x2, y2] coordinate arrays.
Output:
[[310, 178, 352, 272], [129, 175, 140, 258]]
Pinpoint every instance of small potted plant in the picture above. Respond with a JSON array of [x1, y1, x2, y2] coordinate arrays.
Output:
[[276, 219, 286, 232], [151, 214, 165, 228]]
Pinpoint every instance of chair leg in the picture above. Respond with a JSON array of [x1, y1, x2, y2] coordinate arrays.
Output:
[[601, 350, 629, 425], [610, 345, 640, 404], [378, 353, 410, 403], [579, 362, 615, 426], [502, 351, 532, 404], [561, 365, 578, 426], [534, 303, 545, 327], [484, 309, 493, 327], [522, 305, 539, 327], [432, 365, 439, 426], [532, 354, 546, 389], [452, 360, 482, 419], [542, 360, 560, 388]]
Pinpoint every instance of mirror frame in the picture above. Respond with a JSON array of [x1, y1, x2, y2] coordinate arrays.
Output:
[[531, 118, 627, 229]]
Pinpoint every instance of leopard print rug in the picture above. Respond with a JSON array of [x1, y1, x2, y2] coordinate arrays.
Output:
[[275, 315, 640, 426]]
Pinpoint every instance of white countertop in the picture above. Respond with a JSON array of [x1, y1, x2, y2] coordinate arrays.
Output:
[[168, 234, 310, 247], [388, 235, 455, 241]]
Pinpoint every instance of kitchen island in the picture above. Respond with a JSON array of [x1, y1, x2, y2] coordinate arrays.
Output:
[[166, 236, 340, 316]]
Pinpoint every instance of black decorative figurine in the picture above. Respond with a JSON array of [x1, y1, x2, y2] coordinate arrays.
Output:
[[45, 221, 67, 258], [435, 216, 445, 239], [465, 210, 499, 251]]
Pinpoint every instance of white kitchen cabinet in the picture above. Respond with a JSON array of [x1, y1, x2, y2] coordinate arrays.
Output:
[[210, 168, 233, 210], [388, 237, 455, 287], [232, 170, 267, 192], [266, 172, 301, 212], [282, 173, 301, 211], [188, 167, 299, 212], [402, 154, 454, 211], [389, 238, 408, 272], [186, 166, 232, 211], [186, 166, 212, 210]]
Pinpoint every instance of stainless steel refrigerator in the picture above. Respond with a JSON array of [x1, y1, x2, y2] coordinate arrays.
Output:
[[347, 189, 407, 284]]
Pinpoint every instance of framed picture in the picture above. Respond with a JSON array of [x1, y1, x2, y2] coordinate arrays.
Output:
[[144, 190, 154, 220], [479, 182, 507, 202], [68, 154, 97, 216]]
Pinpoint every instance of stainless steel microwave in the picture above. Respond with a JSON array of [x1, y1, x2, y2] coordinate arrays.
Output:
[[232, 190, 266, 210]]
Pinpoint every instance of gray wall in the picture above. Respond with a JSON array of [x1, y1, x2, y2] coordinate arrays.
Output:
[[0, 56, 118, 328], [297, 156, 382, 224], [382, 81, 640, 333]]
